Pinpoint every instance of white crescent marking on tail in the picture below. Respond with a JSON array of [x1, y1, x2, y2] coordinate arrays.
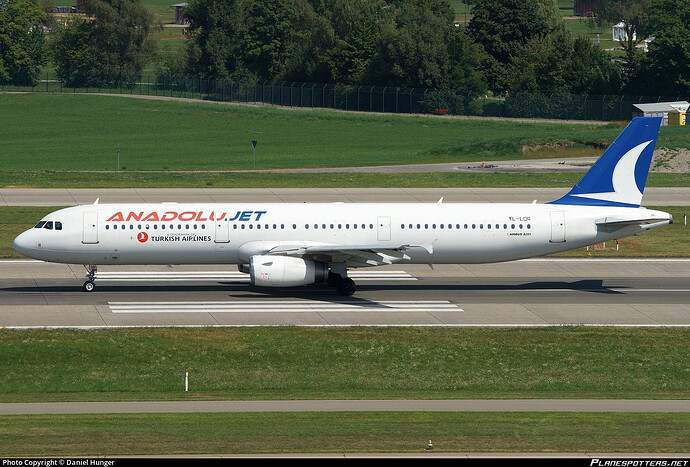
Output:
[[573, 140, 652, 205]]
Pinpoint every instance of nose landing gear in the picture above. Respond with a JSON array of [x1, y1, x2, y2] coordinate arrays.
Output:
[[83, 264, 97, 292]]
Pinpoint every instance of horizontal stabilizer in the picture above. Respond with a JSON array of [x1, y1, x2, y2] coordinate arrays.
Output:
[[596, 217, 672, 227]]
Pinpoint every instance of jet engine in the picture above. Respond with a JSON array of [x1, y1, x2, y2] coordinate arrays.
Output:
[[249, 255, 328, 287]]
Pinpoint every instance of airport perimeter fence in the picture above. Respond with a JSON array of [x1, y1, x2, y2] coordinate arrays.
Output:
[[2, 70, 688, 122]]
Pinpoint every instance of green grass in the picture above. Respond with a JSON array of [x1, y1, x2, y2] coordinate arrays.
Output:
[[0, 327, 687, 402], [1, 412, 688, 455], [2, 93, 672, 171], [1, 170, 689, 189]]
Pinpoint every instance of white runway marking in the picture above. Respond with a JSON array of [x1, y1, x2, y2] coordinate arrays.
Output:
[[108, 300, 461, 313], [95, 270, 416, 282]]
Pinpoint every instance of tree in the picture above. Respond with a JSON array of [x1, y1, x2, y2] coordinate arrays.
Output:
[[0, 0, 46, 86], [185, 0, 245, 78], [242, 0, 301, 79], [368, 0, 457, 88], [635, 0, 690, 96], [315, 0, 391, 84], [49, 17, 94, 87], [506, 25, 622, 95], [49, 0, 156, 86], [589, 0, 651, 91], [467, 0, 557, 93]]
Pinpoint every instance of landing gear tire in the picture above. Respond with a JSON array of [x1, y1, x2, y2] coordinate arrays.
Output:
[[327, 272, 342, 286], [83, 264, 97, 292], [336, 278, 356, 296]]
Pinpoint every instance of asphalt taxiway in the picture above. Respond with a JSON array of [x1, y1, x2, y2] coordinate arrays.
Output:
[[1, 258, 689, 328], [2, 186, 690, 206]]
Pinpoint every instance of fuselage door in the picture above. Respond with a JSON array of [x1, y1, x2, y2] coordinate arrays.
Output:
[[82, 212, 99, 244], [377, 216, 391, 241], [549, 211, 566, 243], [215, 216, 230, 243]]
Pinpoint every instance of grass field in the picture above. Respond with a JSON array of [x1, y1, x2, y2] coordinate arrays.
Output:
[[1, 327, 687, 402], [2, 412, 688, 455], [0, 327, 688, 454], [6, 93, 687, 172]]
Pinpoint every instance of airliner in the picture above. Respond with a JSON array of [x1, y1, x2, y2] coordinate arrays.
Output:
[[13, 117, 672, 296]]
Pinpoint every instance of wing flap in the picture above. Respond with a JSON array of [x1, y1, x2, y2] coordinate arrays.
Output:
[[267, 242, 435, 266]]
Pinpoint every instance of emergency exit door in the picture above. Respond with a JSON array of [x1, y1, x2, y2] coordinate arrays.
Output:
[[377, 216, 391, 241]]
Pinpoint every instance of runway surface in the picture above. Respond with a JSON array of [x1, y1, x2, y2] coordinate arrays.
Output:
[[2, 187, 690, 206], [2, 399, 689, 415], [1, 258, 689, 328]]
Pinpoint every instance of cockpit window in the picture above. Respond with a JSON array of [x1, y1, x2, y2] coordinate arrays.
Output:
[[55, 221, 62, 231], [34, 221, 46, 229], [43, 221, 54, 230]]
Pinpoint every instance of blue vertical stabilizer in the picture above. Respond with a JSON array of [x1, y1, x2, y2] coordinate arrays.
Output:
[[548, 117, 662, 207]]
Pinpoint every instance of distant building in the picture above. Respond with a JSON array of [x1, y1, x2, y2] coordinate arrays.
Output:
[[612, 22, 635, 42], [574, 0, 595, 17], [632, 101, 689, 126], [171, 2, 188, 25]]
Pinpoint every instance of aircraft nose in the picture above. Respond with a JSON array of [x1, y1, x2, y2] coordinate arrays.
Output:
[[13, 230, 36, 257]]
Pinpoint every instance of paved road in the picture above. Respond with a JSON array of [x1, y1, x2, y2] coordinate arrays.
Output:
[[1, 187, 689, 206], [2, 399, 689, 415], [2, 259, 689, 328]]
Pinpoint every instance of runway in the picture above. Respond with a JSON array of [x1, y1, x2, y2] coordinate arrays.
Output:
[[2, 399, 689, 415], [2, 186, 690, 206], [2, 258, 689, 328]]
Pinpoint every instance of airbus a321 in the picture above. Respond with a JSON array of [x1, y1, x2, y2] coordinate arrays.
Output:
[[13, 117, 672, 296]]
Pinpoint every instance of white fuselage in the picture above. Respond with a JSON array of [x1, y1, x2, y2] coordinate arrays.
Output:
[[13, 202, 672, 267]]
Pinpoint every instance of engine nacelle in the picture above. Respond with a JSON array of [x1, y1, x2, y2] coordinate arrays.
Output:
[[249, 255, 328, 287]]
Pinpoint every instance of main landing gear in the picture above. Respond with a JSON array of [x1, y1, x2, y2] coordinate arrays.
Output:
[[328, 271, 356, 296], [83, 264, 97, 292]]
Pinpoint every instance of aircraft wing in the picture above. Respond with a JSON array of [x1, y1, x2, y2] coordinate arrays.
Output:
[[266, 242, 435, 266]]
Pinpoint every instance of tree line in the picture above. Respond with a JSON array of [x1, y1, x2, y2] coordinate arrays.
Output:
[[2, 0, 688, 101]]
